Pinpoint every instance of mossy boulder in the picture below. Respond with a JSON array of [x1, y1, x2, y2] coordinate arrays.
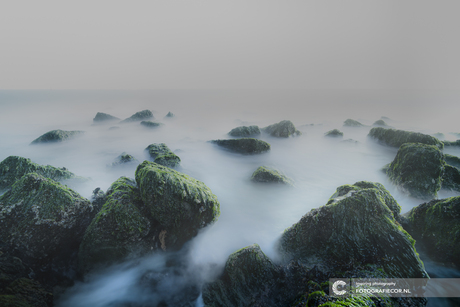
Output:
[[2, 278, 53, 307], [385, 143, 444, 199], [140, 121, 163, 128], [251, 166, 293, 185], [262, 120, 301, 137], [165, 111, 175, 118], [210, 138, 270, 154], [110, 152, 139, 167], [30, 130, 84, 145], [443, 140, 460, 147], [145, 143, 180, 168], [228, 125, 260, 137], [135, 161, 220, 249], [442, 165, 460, 192], [445, 154, 460, 168], [120, 110, 153, 123], [78, 177, 152, 274], [0, 156, 80, 192], [0, 173, 96, 273], [278, 185, 427, 279], [403, 196, 460, 268], [326, 181, 401, 221], [93, 112, 120, 123], [202, 244, 305, 307], [373, 119, 388, 126], [324, 129, 343, 137], [343, 119, 364, 127], [368, 127, 443, 149]]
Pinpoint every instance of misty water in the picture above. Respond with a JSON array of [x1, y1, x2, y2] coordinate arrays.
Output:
[[1, 90, 460, 306]]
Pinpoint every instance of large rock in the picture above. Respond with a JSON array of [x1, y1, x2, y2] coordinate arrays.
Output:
[[93, 112, 120, 123], [135, 161, 220, 249], [343, 119, 364, 127], [228, 125, 260, 137], [30, 129, 84, 145], [251, 166, 293, 185], [0, 156, 80, 192], [262, 120, 301, 138], [78, 177, 152, 273], [385, 143, 444, 199], [368, 127, 443, 149], [403, 196, 460, 268], [442, 165, 460, 192], [120, 110, 153, 123], [145, 143, 180, 168], [210, 138, 270, 154], [0, 173, 96, 274], [277, 184, 427, 279]]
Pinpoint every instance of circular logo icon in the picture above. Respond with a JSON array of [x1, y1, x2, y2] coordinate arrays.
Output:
[[332, 280, 347, 296]]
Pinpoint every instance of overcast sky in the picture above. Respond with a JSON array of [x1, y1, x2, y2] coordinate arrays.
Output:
[[1, 0, 459, 90]]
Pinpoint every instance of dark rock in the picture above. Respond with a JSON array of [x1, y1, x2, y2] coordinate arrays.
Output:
[[0, 173, 97, 278], [228, 125, 260, 137], [443, 140, 460, 147], [262, 120, 301, 138], [30, 130, 84, 145], [324, 129, 343, 137], [384, 143, 444, 199], [93, 112, 120, 123], [165, 112, 175, 118], [373, 119, 388, 126], [78, 177, 153, 274], [278, 184, 427, 279], [110, 152, 139, 167], [210, 138, 270, 154], [403, 196, 460, 268], [135, 161, 220, 249], [368, 127, 443, 149], [120, 110, 153, 123], [445, 154, 460, 168], [3, 278, 53, 307], [0, 156, 81, 192], [145, 143, 180, 168], [251, 166, 293, 185], [343, 119, 364, 127], [140, 121, 163, 128], [442, 165, 460, 192]]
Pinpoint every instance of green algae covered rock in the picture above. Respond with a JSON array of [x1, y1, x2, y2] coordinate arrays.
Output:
[[1, 278, 53, 307], [441, 165, 460, 192], [445, 154, 460, 168], [135, 161, 220, 249], [324, 129, 343, 137], [78, 177, 152, 273], [110, 152, 139, 167], [278, 186, 427, 279], [343, 119, 364, 127], [368, 127, 443, 149], [443, 140, 460, 147], [385, 143, 444, 199], [403, 196, 460, 268], [93, 112, 120, 123], [140, 120, 163, 128], [0, 156, 81, 192], [228, 125, 260, 137], [211, 138, 270, 154], [326, 181, 401, 221], [120, 109, 153, 123], [262, 120, 301, 138], [145, 143, 180, 168], [30, 129, 84, 145], [251, 166, 293, 185], [0, 173, 96, 269]]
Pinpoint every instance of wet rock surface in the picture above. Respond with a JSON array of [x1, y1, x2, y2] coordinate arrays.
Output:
[[145, 143, 181, 168], [30, 129, 84, 145], [228, 125, 260, 137], [262, 120, 301, 138], [251, 166, 293, 185], [368, 127, 443, 149], [210, 138, 270, 154]]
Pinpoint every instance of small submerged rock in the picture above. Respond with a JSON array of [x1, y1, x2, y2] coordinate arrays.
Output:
[[443, 140, 460, 147], [445, 154, 460, 168], [251, 166, 293, 185], [120, 110, 153, 123], [384, 143, 444, 199], [110, 152, 139, 167], [140, 120, 163, 128], [165, 111, 175, 118], [228, 125, 260, 137], [262, 120, 301, 137], [373, 119, 389, 126], [343, 118, 364, 127], [368, 127, 443, 149], [210, 138, 270, 154], [93, 112, 120, 123], [145, 143, 180, 168], [324, 129, 343, 137], [30, 129, 84, 145]]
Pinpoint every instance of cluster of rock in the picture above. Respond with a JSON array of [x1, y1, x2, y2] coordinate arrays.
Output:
[[0, 156, 220, 306], [203, 181, 429, 306]]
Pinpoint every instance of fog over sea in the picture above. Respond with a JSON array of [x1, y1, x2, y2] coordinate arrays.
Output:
[[1, 89, 460, 306]]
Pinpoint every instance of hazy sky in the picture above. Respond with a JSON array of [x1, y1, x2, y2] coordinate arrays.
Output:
[[1, 0, 459, 90]]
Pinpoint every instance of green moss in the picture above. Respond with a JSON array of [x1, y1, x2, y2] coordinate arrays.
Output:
[[343, 119, 364, 127], [307, 291, 326, 306], [251, 166, 293, 185], [368, 127, 443, 149], [262, 120, 301, 137], [228, 125, 261, 137], [325, 129, 343, 137], [30, 129, 84, 145], [145, 143, 180, 167], [120, 110, 153, 123], [0, 295, 31, 307], [210, 138, 271, 154], [444, 154, 460, 168], [443, 140, 460, 147]]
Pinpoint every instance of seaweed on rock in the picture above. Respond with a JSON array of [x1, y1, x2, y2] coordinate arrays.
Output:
[[368, 127, 443, 149]]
